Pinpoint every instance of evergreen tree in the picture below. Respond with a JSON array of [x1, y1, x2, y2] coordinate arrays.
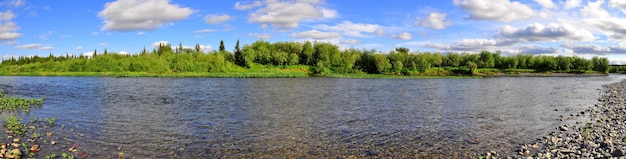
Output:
[[219, 40, 226, 52], [234, 39, 245, 66]]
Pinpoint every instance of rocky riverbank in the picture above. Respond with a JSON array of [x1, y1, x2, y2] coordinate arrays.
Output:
[[486, 79, 626, 158]]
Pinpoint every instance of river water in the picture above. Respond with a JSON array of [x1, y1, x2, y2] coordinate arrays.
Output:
[[0, 75, 624, 158]]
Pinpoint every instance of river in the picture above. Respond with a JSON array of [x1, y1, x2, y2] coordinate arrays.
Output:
[[0, 75, 624, 158]]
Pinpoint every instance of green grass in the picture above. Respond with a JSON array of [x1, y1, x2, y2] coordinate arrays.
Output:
[[0, 65, 312, 78]]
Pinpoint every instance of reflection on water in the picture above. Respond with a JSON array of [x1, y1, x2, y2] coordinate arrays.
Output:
[[0, 75, 624, 158]]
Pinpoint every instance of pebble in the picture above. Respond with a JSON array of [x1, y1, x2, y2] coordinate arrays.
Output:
[[484, 80, 626, 158]]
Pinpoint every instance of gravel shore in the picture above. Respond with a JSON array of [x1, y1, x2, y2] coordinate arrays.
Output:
[[487, 79, 626, 158]]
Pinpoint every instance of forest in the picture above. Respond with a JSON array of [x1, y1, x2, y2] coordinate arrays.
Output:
[[0, 40, 615, 77]]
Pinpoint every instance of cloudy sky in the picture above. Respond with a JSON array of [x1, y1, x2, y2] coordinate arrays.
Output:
[[1, 0, 626, 64]]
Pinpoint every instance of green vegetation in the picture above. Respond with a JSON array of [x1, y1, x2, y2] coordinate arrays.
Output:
[[610, 65, 626, 74], [0, 91, 44, 113], [0, 91, 77, 159], [0, 40, 612, 77]]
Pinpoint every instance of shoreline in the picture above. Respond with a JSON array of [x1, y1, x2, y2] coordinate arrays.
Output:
[[489, 79, 626, 158], [0, 71, 609, 78]]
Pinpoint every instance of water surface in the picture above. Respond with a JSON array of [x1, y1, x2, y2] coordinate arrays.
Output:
[[0, 75, 624, 158]]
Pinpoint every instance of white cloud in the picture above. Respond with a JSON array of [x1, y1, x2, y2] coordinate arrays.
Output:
[[561, 43, 612, 54], [453, 0, 535, 22], [581, 0, 610, 18], [498, 23, 595, 42], [564, 0, 582, 9], [584, 18, 626, 39], [609, 0, 626, 14], [0, 11, 20, 41], [15, 44, 52, 50], [75, 46, 83, 50], [98, 0, 193, 31], [518, 45, 558, 54], [195, 29, 218, 33], [204, 14, 231, 24], [152, 41, 170, 48], [91, 32, 99, 35], [392, 32, 412, 40], [100, 42, 108, 46], [375, 28, 385, 36], [247, 0, 336, 29], [314, 21, 383, 37], [426, 38, 505, 52], [535, 0, 556, 9], [249, 33, 272, 39], [340, 39, 363, 44], [234, 1, 262, 10], [416, 12, 451, 29], [290, 30, 340, 40]]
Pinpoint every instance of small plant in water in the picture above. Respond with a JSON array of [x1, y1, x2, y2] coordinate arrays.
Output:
[[6, 115, 26, 135]]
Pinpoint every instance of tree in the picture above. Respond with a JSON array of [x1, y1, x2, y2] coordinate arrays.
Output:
[[103, 49, 108, 55], [93, 49, 98, 57], [467, 61, 477, 75], [234, 39, 245, 67], [301, 41, 314, 65], [219, 40, 226, 52], [194, 44, 201, 53]]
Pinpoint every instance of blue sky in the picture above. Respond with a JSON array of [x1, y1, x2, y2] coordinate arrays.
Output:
[[1, 0, 626, 64]]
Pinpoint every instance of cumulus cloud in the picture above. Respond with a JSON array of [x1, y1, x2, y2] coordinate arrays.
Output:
[[534, 0, 556, 9], [0, 11, 20, 41], [517, 45, 558, 54], [609, 0, 626, 14], [375, 28, 385, 36], [416, 12, 451, 29], [426, 38, 502, 51], [564, 0, 582, 9], [15, 44, 53, 50], [314, 21, 383, 37], [453, 0, 535, 22], [75, 46, 83, 50], [584, 18, 626, 39], [561, 43, 613, 54], [498, 23, 595, 42], [234, 1, 262, 10], [249, 33, 272, 39], [392, 32, 412, 40], [247, 0, 337, 29], [98, 0, 193, 31], [340, 39, 363, 45], [581, 0, 610, 18], [290, 30, 340, 40], [204, 14, 231, 24]]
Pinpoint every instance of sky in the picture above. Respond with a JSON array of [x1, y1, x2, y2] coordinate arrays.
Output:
[[1, 0, 626, 64]]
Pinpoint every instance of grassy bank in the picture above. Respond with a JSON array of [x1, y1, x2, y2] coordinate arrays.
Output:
[[0, 66, 608, 78]]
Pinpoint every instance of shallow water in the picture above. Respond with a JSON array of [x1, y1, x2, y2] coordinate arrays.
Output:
[[0, 75, 625, 158]]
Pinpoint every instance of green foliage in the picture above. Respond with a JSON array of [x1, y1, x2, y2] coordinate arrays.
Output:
[[6, 115, 26, 135], [0, 40, 612, 76]]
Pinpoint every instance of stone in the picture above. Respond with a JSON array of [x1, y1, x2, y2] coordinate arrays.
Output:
[[11, 143, 19, 148], [559, 125, 569, 131], [29, 144, 39, 153], [6, 149, 20, 159], [51, 141, 57, 145], [612, 149, 625, 157], [531, 144, 538, 149], [11, 138, 18, 143]]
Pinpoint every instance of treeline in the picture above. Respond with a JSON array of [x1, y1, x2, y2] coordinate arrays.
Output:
[[0, 40, 612, 75], [610, 65, 626, 74]]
